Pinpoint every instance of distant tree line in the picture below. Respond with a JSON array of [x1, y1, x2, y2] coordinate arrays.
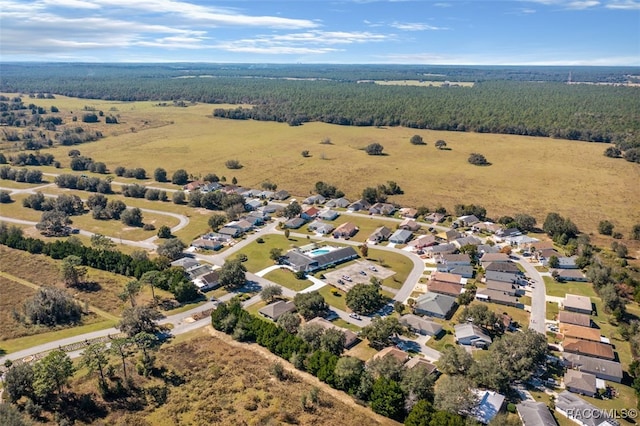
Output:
[[0, 166, 43, 183], [55, 174, 112, 193]]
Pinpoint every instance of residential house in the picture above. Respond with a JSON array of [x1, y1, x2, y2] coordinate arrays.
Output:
[[552, 269, 587, 282], [495, 228, 521, 239], [307, 317, 359, 348], [538, 248, 563, 262], [369, 202, 396, 216], [193, 269, 220, 291], [484, 261, 521, 274], [348, 199, 370, 211], [428, 280, 464, 297], [561, 324, 602, 342], [183, 180, 205, 191], [545, 256, 578, 269], [284, 217, 306, 229], [259, 300, 296, 321], [558, 311, 592, 328], [186, 264, 211, 280], [325, 197, 350, 208], [516, 401, 558, 426], [564, 370, 597, 397], [245, 199, 263, 211], [371, 346, 410, 364], [443, 229, 461, 242], [301, 206, 320, 220], [470, 390, 505, 424], [259, 190, 275, 200], [437, 253, 471, 272], [260, 204, 283, 214], [242, 214, 265, 226], [283, 246, 359, 273], [218, 226, 242, 238], [171, 257, 200, 269], [190, 238, 223, 251], [424, 243, 457, 257], [430, 271, 463, 284], [227, 219, 253, 233], [399, 207, 418, 218], [455, 323, 492, 348], [457, 215, 480, 227], [425, 212, 445, 223], [333, 222, 359, 238], [506, 235, 540, 248], [408, 235, 437, 249], [200, 182, 222, 193], [453, 235, 482, 248], [530, 241, 555, 252], [477, 244, 500, 255], [399, 314, 444, 337], [472, 222, 503, 234], [414, 292, 457, 319], [368, 226, 392, 244], [564, 294, 593, 315], [562, 353, 623, 383], [562, 338, 615, 360], [486, 280, 521, 296], [485, 270, 522, 284], [399, 218, 421, 232], [404, 357, 438, 375], [243, 189, 262, 198], [451, 265, 474, 278], [304, 194, 326, 205], [318, 209, 339, 221], [475, 289, 519, 307], [273, 190, 290, 200], [307, 220, 334, 235], [389, 229, 413, 244], [555, 391, 619, 426], [480, 252, 511, 268]]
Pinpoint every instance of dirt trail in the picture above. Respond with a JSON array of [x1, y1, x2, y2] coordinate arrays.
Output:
[[205, 325, 400, 426]]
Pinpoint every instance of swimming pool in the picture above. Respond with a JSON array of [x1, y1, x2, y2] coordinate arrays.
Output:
[[309, 248, 331, 256]]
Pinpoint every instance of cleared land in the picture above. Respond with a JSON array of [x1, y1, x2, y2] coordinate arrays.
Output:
[[4, 94, 636, 239]]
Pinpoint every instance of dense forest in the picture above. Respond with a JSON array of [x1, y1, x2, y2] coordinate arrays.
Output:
[[1, 63, 639, 147]]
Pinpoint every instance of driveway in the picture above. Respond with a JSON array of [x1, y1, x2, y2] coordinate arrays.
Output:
[[512, 255, 547, 334]]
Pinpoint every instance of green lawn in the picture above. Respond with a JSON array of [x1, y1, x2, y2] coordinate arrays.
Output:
[[235, 234, 312, 273], [318, 285, 348, 311], [345, 339, 378, 362], [366, 248, 414, 289], [426, 329, 455, 352], [246, 300, 268, 317], [263, 268, 313, 292], [535, 265, 549, 272], [519, 295, 532, 306], [544, 276, 598, 298], [332, 318, 362, 332], [546, 300, 559, 321]]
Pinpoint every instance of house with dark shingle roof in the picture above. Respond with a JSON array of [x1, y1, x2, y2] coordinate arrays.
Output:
[[284, 217, 306, 229], [259, 300, 296, 321], [562, 353, 623, 383], [414, 292, 457, 319], [558, 311, 592, 327], [408, 234, 437, 249], [552, 269, 587, 282], [325, 197, 350, 208], [333, 222, 358, 238], [564, 369, 597, 397], [399, 314, 444, 337], [516, 401, 558, 426], [368, 226, 393, 243]]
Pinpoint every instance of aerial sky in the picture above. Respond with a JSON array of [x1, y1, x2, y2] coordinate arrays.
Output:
[[1, 0, 639, 65]]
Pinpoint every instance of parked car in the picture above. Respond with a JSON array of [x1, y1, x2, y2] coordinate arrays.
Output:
[[349, 313, 361, 320]]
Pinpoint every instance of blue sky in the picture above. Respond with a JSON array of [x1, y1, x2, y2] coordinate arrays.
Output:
[[1, 0, 639, 65]]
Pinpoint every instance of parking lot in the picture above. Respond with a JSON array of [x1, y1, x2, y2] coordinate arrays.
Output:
[[325, 260, 396, 292]]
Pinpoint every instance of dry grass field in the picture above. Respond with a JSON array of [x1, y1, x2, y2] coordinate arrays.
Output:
[[11, 94, 636, 240]]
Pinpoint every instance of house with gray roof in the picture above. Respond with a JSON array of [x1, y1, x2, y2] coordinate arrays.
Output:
[[284, 217, 306, 229], [485, 270, 524, 284], [368, 226, 393, 244], [308, 220, 335, 235], [190, 238, 223, 251], [562, 353, 623, 383], [425, 212, 445, 223], [348, 199, 370, 211], [553, 269, 587, 282], [273, 190, 290, 200], [325, 197, 350, 208], [218, 226, 242, 238], [457, 215, 481, 227], [369, 202, 396, 216], [318, 209, 339, 221], [425, 243, 457, 257], [389, 229, 413, 244], [245, 199, 263, 211], [517, 401, 558, 426], [455, 323, 492, 348], [564, 294, 593, 315], [555, 391, 619, 426], [453, 236, 482, 248], [400, 314, 444, 337], [304, 194, 327, 205], [171, 257, 200, 269], [450, 265, 474, 278], [259, 300, 296, 321], [283, 246, 359, 273], [484, 261, 521, 274], [476, 289, 519, 307], [414, 292, 457, 319], [564, 369, 597, 397]]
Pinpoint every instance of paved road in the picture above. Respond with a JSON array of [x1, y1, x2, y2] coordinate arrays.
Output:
[[512, 255, 547, 334]]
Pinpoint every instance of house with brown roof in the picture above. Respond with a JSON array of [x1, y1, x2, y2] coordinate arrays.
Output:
[[563, 338, 615, 360], [476, 289, 519, 307], [259, 300, 296, 321], [399, 207, 418, 218], [480, 252, 511, 268], [183, 180, 205, 191], [443, 229, 461, 242], [563, 294, 593, 315], [472, 222, 503, 234], [558, 311, 591, 328], [301, 206, 320, 220], [486, 280, 521, 296], [404, 357, 438, 374], [333, 222, 359, 238], [561, 324, 602, 342], [399, 218, 421, 231], [307, 317, 359, 348], [562, 353, 623, 383], [428, 280, 464, 297], [371, 346, 410, 364], [530, 241, 554, 252], [430, 271, 463, 284], [368, 226, 392, 243], [563, 369, 597, 397], [425, 212, 445, 223], [369, 202, 396, 216], [408, 235, 437, 249]]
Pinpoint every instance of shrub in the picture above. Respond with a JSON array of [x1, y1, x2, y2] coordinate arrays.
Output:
[[365, 143, 384, 155], [225, 159, 242, 169], [143, 223, 156, 231], [468, 153, 490, 165], [410, 135, 425, 145]]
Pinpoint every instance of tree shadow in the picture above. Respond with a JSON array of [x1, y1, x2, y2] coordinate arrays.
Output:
[[57, 392, 108, 424], [74, 281, 102, 292]]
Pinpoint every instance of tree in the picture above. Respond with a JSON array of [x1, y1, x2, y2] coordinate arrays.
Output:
[[171, 169, 189, 185], [405, 400, 435, 426], [410, 135, 426, 145], [157, 225, 172, 239], [596, 220, 614, 236], [110, 337, 133, 381], [86, 193, 108, 210], [283, 201, 302, 219], [434, 374, 477, 415], [3, 363, 34, 403], [360, 244, 369, 258], [547, 255, 559, 268], [225, 159, 242, 169], [219, 259, 247, 290], [117, 305, 163, 337], [80, 342, 109, 388], [277, 311, 301, 334], [203, 215, 225, 233], [105, 199, 126, 219], [156, 238, 186, 260], [543, 212, 579, 240], [428, 411, 465, 426], [260, 285, 283, 303], [172, 190, 186, 204], [121, 207, 143, 227], [33, 350, 74, 399], [320, 328, 346, 355], [612, 241, 628, 258], [119, 279, 142, 308], [370, 377, 405, 420], [297, 323, 326, 350], [269, 247, 283, 262], [365, 142, 385, 155], [631, 224, 640, 240], [0, 190, 12, 203], [394, 301, 405, 315], [402, 365, 435, 411], [90, 233, 115, 251], [36, 210, 70, 236], [334, 356, 364, 394], [360, 316, 404, 349], [153, 167, 167, 182], [284, 228, 291, 239], [140, 271, 160, 305], [301, 150, 310, 157], [468, 152, 490, 165], [514, 213, 537, 232], [437, 345, 474, 375], [435, 140, 447, 150], [60, 255, 87, 287], [459, 304, 500, 332], [604, 146, 622, 158], [346, 283, 384, 315], [293, 291, 328, 320], [23, 287, 82, 326]]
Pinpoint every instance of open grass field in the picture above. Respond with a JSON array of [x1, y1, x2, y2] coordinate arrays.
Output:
[[235, 234, 312, 273], [318, 285, 348, 311], [7, 94, 637, 240], [263, 268, 313, 291], [544, 276, 596, 298]]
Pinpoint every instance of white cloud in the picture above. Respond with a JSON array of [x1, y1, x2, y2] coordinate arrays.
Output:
[[390, 22, 447, 31], [565, 0, 600, 9], [39, 0, 101, 9], [605, 0, 640, 8]]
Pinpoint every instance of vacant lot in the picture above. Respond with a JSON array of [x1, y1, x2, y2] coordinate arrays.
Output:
[[4, 94, 634, 239]]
